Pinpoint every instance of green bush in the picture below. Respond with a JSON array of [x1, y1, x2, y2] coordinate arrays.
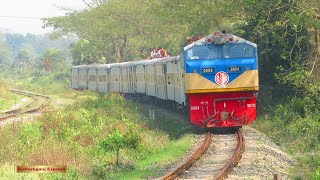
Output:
[[313, 166, 320, 180], [253, 98, 320, 178]]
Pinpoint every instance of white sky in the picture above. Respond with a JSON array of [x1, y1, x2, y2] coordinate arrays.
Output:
[[0, 0, 86, 34]]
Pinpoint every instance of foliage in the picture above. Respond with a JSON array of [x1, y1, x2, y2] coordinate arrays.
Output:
[[1, 0, 319, 178], [230, 0, 320, 101], [70, 39, 105, 65], [234, 7, 320, 177], [0, 42, 13, 67], [81, 0, 108, 8], [0, 84, 197, 179], [252, 99, 320, 178], [43, 0, 233, 63], [0, 63, 71, 94], [19, 122, 43, 152], [38, 48, 67, 72], [11, 49, 33, 72], [0, 81, 22, 111], [314, 166, 320, 180], [3, 33, 76, 58], [100, 130, 140, 166]]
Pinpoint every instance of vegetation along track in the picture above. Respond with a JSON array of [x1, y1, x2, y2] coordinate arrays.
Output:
[[0, 89, 50, 121], [161, 130, 244, 180]]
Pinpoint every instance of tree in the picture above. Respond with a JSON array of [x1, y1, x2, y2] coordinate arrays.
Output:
[[43, 0, 229, 63], [11, 50, 32, 72], [70, 39, 105, 65], [5, 33, 25, 55], [44, 0, 160, 63], [100, 130, 140, 167], [221, 0, 320, 96], [0, 42, 13, 67], [39, 48, 65, 72], [81, 0, 108, 8]]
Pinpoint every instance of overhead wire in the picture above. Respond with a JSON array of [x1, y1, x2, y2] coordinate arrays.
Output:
[[0, 16, 42, 20]]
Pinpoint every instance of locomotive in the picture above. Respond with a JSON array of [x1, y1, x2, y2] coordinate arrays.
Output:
[[71, 31, 259, 128]]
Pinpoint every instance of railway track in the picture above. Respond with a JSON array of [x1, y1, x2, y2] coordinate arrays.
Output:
[[0, 89, 50, 121], [161, 130, 244, 180]]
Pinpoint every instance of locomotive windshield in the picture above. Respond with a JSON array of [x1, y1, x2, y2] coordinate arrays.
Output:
[[185, 43, 255, 60]]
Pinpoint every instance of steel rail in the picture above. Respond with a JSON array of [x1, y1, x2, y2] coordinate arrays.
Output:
[[1, 90, 37, 114], [0, 89, 50, 121], [214, 130, 244, 180], [10, 89, 51, 113], [161, 131, 212, 180], [1, 98, 35, 114]]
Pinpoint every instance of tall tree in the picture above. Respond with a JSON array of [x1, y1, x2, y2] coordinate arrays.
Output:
[[39, 48, 65, 72], [11, 50, 32, 72], [0, 42, 13, 67], [70, 39, 104, 65], [226, 0, 320, 97], [43, 0, 227, 63]]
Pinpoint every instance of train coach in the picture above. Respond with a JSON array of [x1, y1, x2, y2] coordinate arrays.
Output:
[[71, 31, 259, 128]]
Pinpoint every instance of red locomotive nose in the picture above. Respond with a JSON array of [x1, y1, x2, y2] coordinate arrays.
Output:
[[187, 92, 257, 128]]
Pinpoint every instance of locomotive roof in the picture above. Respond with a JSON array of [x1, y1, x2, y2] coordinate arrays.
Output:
[[183, 32, 257, 51]]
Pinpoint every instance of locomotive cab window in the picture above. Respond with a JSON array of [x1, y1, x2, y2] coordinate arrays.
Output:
[[223, 43, 255, 59], [185, 45, 218, 60], [185, 43, 256, 60]]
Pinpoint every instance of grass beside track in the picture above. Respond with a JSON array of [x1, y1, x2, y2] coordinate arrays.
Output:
[[0, 81, 24, 111], [252, 104, 320, 179], [3, 69, 318, 179], [0, 89, 199, 179]]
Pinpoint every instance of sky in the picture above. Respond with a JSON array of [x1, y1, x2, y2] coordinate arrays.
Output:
[[0, 0, 86, 34]]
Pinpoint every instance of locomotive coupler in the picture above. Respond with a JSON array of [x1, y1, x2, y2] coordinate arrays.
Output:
[[220, 111, 229, 121]]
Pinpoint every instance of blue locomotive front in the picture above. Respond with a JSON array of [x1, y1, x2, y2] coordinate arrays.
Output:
[[183, 32, 259, 127]]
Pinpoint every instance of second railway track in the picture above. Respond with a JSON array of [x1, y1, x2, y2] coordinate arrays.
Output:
[[161, 130, 244, 180], [0, 89, 50, 121]]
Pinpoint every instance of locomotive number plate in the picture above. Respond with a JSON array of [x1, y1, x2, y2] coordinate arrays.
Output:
[[201, 68, 215, 73], [228, 66, 242, 72]]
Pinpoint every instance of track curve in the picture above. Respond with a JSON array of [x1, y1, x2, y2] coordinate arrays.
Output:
[[161, 131, 212, 180], [214, 130, 244, 180], [0, 89, 50, 121], [160, 130, 244, 180]]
